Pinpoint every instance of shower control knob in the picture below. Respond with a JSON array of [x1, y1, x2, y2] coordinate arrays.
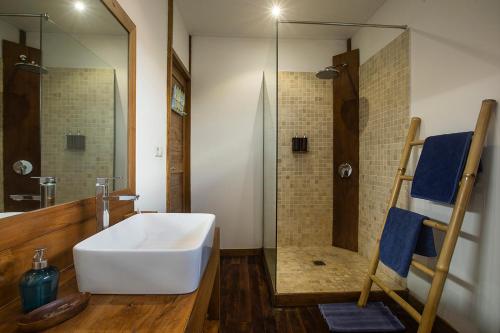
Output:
[[13, 160, 33, 175], [338, 163, 353, 178]]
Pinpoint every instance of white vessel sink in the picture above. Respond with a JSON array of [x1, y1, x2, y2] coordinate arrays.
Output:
[[73, 213, 215, 294]]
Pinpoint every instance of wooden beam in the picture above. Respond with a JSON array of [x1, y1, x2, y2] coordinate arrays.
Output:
[[371, 275, 422, 323], [423, 219, 448, 232], [166, 0, 174, 211], [173, 50, 191, 80], [411, 260, 435, 278], [189, 35, 192, 73], [410, 140, 425, 146]]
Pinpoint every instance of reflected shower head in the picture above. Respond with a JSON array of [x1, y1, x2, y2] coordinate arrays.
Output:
[[316, 66, 340, 80], [315, 63, 347, 80], [15, 62, 48, 74], [15, 54, 48, 74]]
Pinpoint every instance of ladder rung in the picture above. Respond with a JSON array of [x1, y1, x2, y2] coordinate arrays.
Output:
[[370, 275, 422, 323], [411, 260, 435, 277], [423, 219, 448, 232], [400, 175, 414, 181], [410, 140, 425, 146]]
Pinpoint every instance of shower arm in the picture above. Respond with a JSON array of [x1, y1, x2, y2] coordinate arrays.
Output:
[[0, 13, 49, 19], [278, 20, 407, 30]]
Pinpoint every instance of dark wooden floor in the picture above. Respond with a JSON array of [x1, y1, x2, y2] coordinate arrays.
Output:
[[220, 255, 428, 333]]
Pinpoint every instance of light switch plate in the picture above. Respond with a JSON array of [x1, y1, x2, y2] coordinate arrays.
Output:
[[155, 146, 163, 157]]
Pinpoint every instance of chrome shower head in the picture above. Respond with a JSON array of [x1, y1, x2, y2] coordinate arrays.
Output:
[[315, 66, 339, 79], [315, 63, 347, 80], [15, 54, 48, 74]]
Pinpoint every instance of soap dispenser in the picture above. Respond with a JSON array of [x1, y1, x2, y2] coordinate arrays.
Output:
[[19, 248, 60, 313]]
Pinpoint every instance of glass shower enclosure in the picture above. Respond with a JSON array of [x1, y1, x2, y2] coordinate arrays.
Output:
[[263, 19, 407, 299]]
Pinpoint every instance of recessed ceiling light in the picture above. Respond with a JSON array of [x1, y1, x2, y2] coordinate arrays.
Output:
[[271, 5, 281, 18], [74, 1, 86, 12]]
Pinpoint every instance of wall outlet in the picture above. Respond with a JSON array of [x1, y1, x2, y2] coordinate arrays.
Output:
[[155, 146, 163, 157]]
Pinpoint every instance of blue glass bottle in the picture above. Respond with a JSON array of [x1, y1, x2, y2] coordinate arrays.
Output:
[[19, 248, 59, 313]]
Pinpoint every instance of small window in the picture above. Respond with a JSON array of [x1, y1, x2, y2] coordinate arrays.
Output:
[[171, 83, 186, 116]]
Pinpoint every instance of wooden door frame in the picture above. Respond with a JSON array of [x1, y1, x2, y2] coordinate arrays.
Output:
[[166, 0, 191, 212]]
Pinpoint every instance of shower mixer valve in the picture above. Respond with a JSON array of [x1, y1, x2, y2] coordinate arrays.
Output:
[[338, 163, 353, 178]]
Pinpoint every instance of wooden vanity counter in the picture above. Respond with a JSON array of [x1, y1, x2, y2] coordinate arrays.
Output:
[[0, 228, 220, 333]]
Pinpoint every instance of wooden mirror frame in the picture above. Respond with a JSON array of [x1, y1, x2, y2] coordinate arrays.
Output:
[[0, 0, 136, 308], [101, 0, 136, 196]]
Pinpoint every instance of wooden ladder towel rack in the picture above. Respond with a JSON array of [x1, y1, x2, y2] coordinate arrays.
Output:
[[357, 99, 497, 333]]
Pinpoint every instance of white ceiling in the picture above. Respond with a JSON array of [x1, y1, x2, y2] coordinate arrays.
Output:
[[0, 0, 126, 35], [176, 0, 387, 39]]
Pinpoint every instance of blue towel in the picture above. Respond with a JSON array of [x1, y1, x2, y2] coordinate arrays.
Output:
[[318, 302, 405, 332], [411, 132, 473, 204], [380, 207, 436, 277]]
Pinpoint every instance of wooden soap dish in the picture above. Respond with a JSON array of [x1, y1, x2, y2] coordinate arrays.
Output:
[[17, 293, 91, 332]]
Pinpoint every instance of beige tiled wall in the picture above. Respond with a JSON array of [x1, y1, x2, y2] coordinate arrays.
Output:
[[277, 71, 333, 247], [41, 68, 115, 204], [358, 31, 410, 261]]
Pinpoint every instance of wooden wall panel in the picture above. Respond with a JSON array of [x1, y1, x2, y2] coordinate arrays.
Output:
[[0, 218, 94, 307], [0, 200, 132, 308], [2, 40, 42, 211], [332, 49, 360, 252]]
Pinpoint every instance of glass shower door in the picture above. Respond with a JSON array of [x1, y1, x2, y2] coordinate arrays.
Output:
[[262, 23, 277, 291]]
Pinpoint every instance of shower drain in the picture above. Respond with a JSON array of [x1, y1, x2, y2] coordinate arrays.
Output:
[[313, 260, 326, 266]]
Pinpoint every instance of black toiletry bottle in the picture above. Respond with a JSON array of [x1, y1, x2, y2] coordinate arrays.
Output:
[[19, 248, 60, 313], [301, 135, 308, 152]]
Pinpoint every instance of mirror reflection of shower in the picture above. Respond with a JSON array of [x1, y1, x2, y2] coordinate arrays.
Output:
[[15, 54, 48, 74], [315, 63, 347, 80]]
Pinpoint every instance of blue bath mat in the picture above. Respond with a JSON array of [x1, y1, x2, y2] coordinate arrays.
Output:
[[318, 302, 405, 332]]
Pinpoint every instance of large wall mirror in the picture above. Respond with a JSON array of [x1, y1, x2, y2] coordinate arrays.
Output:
[[0, 0, 133, 219]]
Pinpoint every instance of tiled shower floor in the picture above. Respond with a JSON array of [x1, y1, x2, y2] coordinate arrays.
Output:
[[276, 246, 405, 294]]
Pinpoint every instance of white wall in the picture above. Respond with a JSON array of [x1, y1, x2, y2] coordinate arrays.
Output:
[[191, 37, 269, 249], [191, 36, 345, 249], [27, 32, 110, 68], [119, 0, 168, 213], [278, 38, 346, 72], [173, 1, 190, 69], [352, 1, 500, 332]]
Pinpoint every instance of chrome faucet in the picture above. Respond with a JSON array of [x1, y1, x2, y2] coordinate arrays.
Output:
[[34, 176, 57, 208], [9, 176, 57, 208], [96, 177, 139, 232]]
